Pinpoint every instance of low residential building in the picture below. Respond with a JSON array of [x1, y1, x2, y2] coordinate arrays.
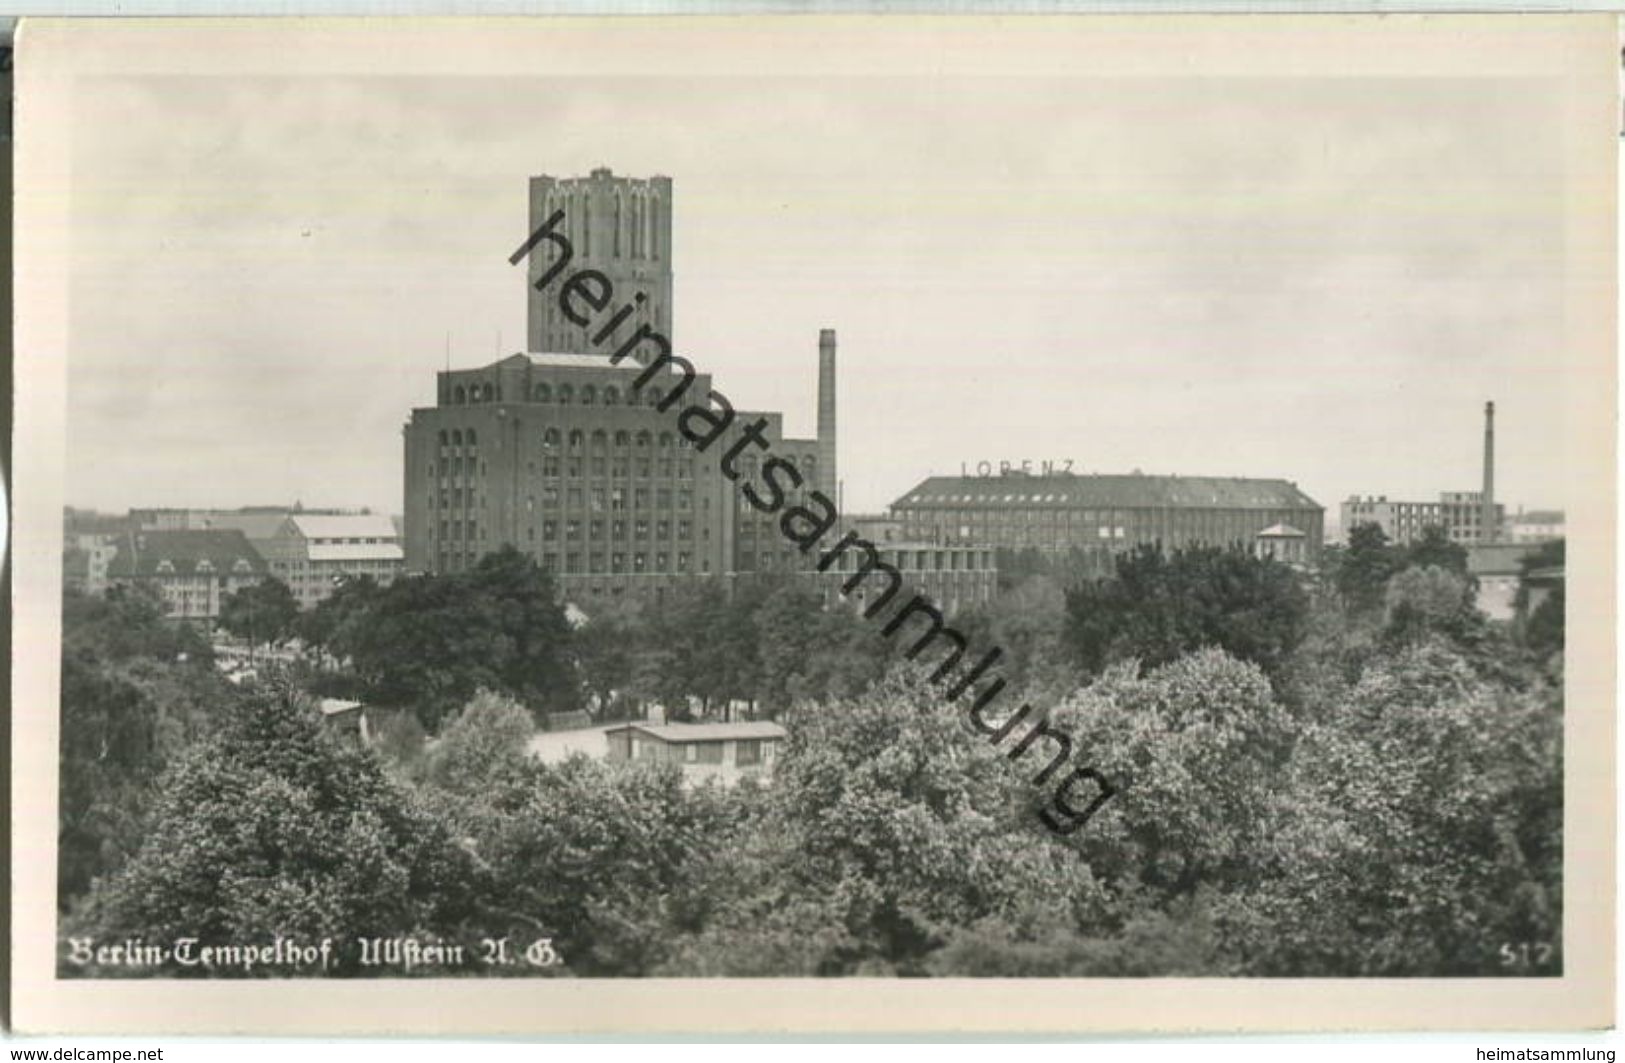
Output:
[[106, 529, 269, 625], [1507, 509, 1566, 544], [604, 721, 787, 787], [1466, 542, 1540, 622]]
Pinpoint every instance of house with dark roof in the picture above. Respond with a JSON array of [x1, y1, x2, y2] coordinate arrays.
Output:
[[106, 529, 269, 625], [890, 472, 1324, 570]]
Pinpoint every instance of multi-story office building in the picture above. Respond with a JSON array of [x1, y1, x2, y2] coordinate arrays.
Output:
[[403, 170, 997, 615], [890, 472, 1324, 571], [257, 514, 404, 608]]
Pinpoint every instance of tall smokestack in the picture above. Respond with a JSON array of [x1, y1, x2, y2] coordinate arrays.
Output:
[[1481, 400, 1496, 543], [817, 329, 837, 501]]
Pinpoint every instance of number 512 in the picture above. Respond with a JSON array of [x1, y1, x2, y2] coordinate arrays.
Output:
[[1499, 942, 1554, 968]]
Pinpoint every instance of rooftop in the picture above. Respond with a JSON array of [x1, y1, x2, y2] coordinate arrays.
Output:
[[895, 474, 1321, 511], [107, 530, 269, 580], [607, 721, 788, 744], [289, 513, 399, 541]]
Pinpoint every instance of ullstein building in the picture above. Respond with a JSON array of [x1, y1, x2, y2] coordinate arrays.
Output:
[[403, 169, 996, 609]]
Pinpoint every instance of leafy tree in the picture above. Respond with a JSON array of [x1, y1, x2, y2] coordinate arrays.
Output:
[[572, 596, 644, 719], [953, 574, 1069, 696], [343, 546, 578, 729], [1403, 524, 1470, 576], [1048, 649, 1293, 899], [217, 578, 300, 651], [1062, 544, 1309, 682], [295, 574, 380, 666], [423, 689, 535, 796], [58, 588, 229, 908], [1515, 539, 1565, 661], [1336, 522, 1403, 614], [1232, 643, 1562, 975], [634, 578, 756, 719], [661, 666, 1111, 976], [1382, 565, 1479, 647], [67, 682, 480, 975]]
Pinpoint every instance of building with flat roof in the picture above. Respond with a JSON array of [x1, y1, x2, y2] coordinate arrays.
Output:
[[1508, 509, 1565, 544], [890, 472, 1324, 573], [259, 513, 404, 608], [604, 720, 787, 788], [1340, 492, 1506, 547]]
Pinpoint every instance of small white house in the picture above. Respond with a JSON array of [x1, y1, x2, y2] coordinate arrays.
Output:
[[604, 721, 787, 788]]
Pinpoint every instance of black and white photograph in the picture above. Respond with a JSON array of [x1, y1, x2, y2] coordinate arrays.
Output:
[[9, 13, 1616, 1036]]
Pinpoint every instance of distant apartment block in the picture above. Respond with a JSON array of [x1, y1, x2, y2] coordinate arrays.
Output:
[[604, 721, 787, 788], [1341, 492, 1506, 546], [105, 529, 269, 625]]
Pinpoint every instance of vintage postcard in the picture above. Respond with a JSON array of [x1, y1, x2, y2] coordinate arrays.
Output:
[[8, 13, 1617, 1035]]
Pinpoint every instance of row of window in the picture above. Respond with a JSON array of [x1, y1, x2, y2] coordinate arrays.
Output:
[[445, 381, 673, 409]]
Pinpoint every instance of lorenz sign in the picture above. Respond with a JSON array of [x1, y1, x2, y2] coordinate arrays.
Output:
[[961, 459, 1077, 477]]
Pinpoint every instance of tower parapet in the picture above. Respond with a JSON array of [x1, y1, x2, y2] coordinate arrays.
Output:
[[526, 169, 673, 354]]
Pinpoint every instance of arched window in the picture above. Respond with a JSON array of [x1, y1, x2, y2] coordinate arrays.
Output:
[[543, 428, 561, 448], [558, 384, 574, 405], [568, 430, 585, 449], [658, 432, 674, 449], [651, 196, 661, 260], [614, 430, 631, 448], [635, 430, 652, 449], [454, 386, 466, 405], [451, 429, 463, 446], [438, 430, 448, 446], [534, 383, 551, 403], [604, 386, 620, 406], [614, 195, 622, 257], [646, 387, 663, 409], [483, 383, 496, 402], [590, 430, 608, 451], [581, 385, 597, 406], [467, 429, 478, 447], [582, 194, 591, 257]]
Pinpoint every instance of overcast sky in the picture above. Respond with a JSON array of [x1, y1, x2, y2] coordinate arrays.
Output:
[[64, 57, 1574, 524]]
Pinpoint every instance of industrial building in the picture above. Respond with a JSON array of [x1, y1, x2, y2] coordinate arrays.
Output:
[[889, 472, 1325, 571], [1340, 403, 1511, 546]]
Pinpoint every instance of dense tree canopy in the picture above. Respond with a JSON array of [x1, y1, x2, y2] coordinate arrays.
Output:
[[1062, 544, 1309, 682], [67, 682, 480, 975], [59, 587, 229, 907], [59, 525, 1566, 979], [217, 578, 300, 649]]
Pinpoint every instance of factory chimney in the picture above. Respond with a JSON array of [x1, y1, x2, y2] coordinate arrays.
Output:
[[1481, 400, 1496, 543], [817, 329, 838, 501]]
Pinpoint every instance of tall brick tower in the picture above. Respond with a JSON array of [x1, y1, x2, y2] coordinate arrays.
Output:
[[526, 168, 673, 354], [817, 328, 838, 502]]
